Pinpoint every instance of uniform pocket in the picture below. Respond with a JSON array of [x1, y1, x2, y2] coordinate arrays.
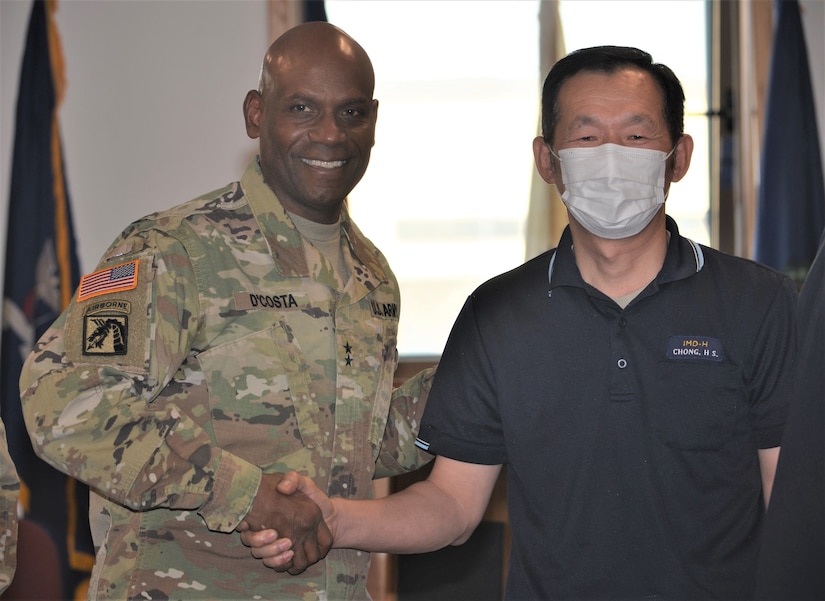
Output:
[[197, 323, 312, 467]]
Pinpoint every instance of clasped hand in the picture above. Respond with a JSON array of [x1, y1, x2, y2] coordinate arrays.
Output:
[[238, 472, 332, 574]]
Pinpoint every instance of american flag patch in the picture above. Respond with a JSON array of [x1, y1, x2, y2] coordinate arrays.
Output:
[[77, 260, 139, 302]]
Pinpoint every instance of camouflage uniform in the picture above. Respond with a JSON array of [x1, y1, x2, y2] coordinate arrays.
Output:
[[20, 158, 434, 600], [0, 417, 19, 594]]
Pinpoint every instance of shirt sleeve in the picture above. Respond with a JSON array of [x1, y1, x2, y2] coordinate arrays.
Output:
[[747, 273, 799, 449], [416, 295, 506, 465], [19, 227, 261, 533], [374, 365, 437, 478]]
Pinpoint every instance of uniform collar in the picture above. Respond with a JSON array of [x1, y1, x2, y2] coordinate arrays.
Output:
[[240, 157, 386, 290], [548, 215, 704, 291]]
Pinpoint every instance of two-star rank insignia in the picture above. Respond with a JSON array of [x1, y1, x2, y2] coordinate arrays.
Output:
[[344, 342, 353, 366]]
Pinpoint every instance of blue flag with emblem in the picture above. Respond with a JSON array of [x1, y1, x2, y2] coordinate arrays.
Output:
[[0, 0, 94, 597], [754, 0, 825, 284]]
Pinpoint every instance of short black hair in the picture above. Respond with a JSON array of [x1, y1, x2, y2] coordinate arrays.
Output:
[[541, 46, 685, 147]]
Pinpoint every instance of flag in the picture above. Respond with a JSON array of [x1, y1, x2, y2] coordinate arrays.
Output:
[[1, 0, 94, 598], [77, 259, 139, 302], [754, 0, 825, 285]]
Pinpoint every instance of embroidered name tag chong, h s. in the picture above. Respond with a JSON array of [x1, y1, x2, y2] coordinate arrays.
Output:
[[77, 260, 139, 302], [666, 335, 724, 362]]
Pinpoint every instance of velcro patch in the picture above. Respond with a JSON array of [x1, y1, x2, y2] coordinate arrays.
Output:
[[77, 260, 139, 301], [82, 301, 131, 356], [234, 292, 303, 311], [666, 335, 723, 362], [369, 300, 398, 319]]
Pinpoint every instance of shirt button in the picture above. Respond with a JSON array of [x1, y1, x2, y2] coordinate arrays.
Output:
[[617, 358, 628, 369], [619, 317, 627, 327]]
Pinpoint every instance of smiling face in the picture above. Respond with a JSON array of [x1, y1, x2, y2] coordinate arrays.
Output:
[[244, 24, 378, 224]]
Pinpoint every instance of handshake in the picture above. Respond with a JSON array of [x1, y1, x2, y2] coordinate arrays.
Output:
[[238, 472, 335, 575], [237, 459, 485, 575]]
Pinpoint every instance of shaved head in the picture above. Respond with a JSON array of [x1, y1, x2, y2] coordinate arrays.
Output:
[[243, 22, 379, 223], [260, 22, 375, 98]]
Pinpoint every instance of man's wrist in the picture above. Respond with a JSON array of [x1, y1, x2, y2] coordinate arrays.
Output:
[[199, 453, 262, 532]]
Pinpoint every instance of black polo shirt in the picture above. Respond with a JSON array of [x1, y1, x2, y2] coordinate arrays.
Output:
[[416, 217, 797, 600]]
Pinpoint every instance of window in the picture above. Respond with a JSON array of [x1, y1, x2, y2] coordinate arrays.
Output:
[[326, 0, 710, 356], [326, 0, 539, 356]]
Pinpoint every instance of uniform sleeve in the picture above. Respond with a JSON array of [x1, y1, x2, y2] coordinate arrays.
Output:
[[19, 228, 261, 533], [373, 366, 437, 478], [0, 417, 19, 594]]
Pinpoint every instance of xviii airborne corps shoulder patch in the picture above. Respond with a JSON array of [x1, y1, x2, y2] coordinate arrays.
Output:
[[82, 300, 131, 356]]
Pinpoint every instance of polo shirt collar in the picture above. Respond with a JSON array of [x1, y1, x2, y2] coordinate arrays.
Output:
[[548, 215, 705, 291], [656, 215, 705, 284]]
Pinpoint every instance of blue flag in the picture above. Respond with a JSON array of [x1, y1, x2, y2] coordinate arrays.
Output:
[[1, 0, 94, 597], [754, 0, 825, 284]]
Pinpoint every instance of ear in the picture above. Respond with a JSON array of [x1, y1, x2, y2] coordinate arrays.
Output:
[[243, 90, 262, 140], [533, 136, 559, 185], [669, 134, 694, 183]]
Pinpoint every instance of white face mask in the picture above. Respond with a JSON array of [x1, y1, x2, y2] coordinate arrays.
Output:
[[552, 143, 673, 240]]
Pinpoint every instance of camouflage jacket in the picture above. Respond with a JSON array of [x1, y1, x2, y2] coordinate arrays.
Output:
[[0, 417, 19, 594], [20, 159, 434, 600]]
